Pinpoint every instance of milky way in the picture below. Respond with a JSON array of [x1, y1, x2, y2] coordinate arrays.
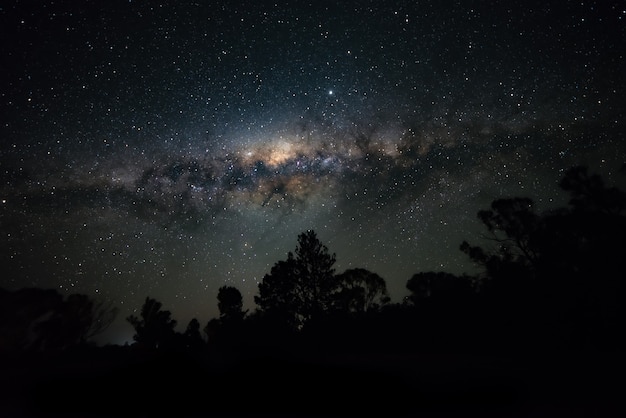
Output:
[[1, 1, 625, 343]]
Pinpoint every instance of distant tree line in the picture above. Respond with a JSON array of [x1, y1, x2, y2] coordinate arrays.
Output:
[[2, 165, 624, 354], [123, 164, 626, 355], [0, 288, 118, 351]]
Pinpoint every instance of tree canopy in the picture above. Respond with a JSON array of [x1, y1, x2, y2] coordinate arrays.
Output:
[[126, 297, 177, 349], [255, 229, 337, 330], [0, 288, 117, 351], [5, 164, 624, 355], [334, 268, 390, 314]]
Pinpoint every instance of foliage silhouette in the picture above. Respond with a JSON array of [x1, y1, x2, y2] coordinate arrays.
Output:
[[255, 229, 337, 331], [293, 229, 338, 319], [460, 165, 626, 349], [2, 164, 625, 417], [203, 286, 250, 350], [560, 165, 626, 214], [217, 285, 247, 323], [126, 297, 177, 349], [333, 268, 390, 314], [0, 288, 62, 351], [406, 271, 475, 304], [203, 317, 220, 344], [0, 288, 117, 351], [182, 318, 205, 352], [401, 272, 478, 350], [35, 294, 110, 350], [82, 296, 119, 343]]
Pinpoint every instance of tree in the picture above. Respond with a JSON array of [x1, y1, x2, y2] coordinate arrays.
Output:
[[204, 286, 248, 348], [127, 297, 177, 349], [540, 166, 626, 346], [405, 272, 474, 305], [475, 197, 539, 265], [460, 197, 540, 290], [0, 288, 62, 350], [0, 288, 117, 351], [403, 271, 477, 348], [183, 318, 204, 351], [217, 286, 247, 323], [83, 297, 119, 343], [334, 268, 390, 314], [559, 165, 626, 215], [35, 294, 117, 349], [203, 318, 221, 344], [255, 255, 302, 330], [459, 165, 626, 348], [463, 166, 626, 287], [294, 229, 338, 321], [254, 230, 337, 330]]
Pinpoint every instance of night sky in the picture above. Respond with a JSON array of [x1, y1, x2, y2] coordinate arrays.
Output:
[[2, 0, 625, 344]]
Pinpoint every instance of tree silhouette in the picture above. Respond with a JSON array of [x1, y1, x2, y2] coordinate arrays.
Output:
[[541, 166, 626, 346], [34, 294, 118, 350], [255, 230, 337, 330], [460, 197, 541, 295], [203, 286, 248, 348], [83, 297, 119, 343], [255, 255, 302, 330], [478, 197, 539, 263], [334, 268, 390, 314], [217, 285, 247, 323], [0, 288, 62, 350], [295, 229, 338, 321], [559, 165, 626, 214], [127, 297, 177, 349], [402, 271, 477, 348], [405, 272, 474, 304], [203, 317, 221, 344], [460, 197, 540, 284], [0, 288, 117, 351], [459, 165, 626, 349], [182, 318, 205, 351]]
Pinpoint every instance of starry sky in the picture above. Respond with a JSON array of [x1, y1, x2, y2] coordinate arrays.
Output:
[[2, 0, 625, 344]]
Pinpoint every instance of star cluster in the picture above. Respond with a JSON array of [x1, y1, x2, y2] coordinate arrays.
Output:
[[1, 1, 625, 343]]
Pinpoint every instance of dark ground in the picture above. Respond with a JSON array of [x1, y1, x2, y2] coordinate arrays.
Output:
[[1, 345, 623, 417]]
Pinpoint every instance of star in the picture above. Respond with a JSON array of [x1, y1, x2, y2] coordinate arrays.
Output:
[[0, 0, 624, 345]]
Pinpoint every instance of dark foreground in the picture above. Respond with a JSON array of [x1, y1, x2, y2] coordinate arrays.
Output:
[[1, 345, 623, 418]]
